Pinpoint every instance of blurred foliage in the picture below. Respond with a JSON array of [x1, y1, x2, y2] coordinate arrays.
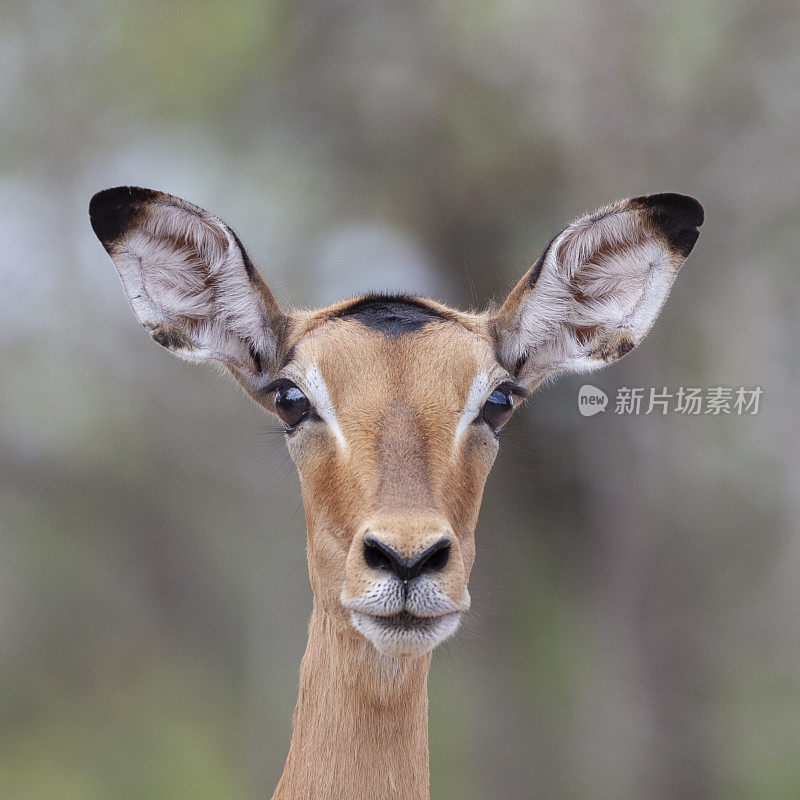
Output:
[[1, 1, 799, 798]]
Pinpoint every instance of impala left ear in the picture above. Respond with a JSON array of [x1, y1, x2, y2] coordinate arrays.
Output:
[[89, 186, 288, 398], [491, 193, 704, 389]]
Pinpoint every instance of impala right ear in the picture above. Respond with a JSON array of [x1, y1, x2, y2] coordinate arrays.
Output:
[[491, 193, 704, 389], [90, 186, 288, 397]]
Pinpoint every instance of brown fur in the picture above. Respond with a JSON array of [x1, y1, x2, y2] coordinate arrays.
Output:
[[257, 315, 496, 798], [89, 187, 703, 799], [274, 609, 432, 800]]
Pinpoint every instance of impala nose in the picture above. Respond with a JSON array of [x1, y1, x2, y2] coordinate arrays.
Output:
[[363, 533, 451, 583]]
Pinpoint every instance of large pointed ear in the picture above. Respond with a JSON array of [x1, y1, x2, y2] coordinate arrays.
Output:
[[89, 186, 288, 398], [491, 193, 704, 389]]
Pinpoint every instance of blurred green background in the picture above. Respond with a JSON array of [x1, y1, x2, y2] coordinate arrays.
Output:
[[2, 1, 799, 798]]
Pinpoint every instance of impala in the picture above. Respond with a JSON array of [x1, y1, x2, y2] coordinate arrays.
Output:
[[90, 186, 703, 799]]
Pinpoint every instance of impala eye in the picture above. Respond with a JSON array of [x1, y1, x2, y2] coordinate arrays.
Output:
[[274, 383, 311, 431], [482, 388, 514, 433]]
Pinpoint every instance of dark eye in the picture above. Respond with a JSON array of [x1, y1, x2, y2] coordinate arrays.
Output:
[[482, 388, 514, 433], [274, 384, 311, 431]]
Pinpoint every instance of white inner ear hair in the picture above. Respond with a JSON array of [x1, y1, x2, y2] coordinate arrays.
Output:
[[117, 201, 276, 372], [504, 203, 676, 372]]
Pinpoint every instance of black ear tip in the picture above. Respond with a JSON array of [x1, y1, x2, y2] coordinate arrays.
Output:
[[641, 192, 704, 227], [89, 186, 160, 248], [630, 192, 705, 257]]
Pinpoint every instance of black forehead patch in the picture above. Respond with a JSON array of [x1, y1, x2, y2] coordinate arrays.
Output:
[[334, 295, 450, 336]]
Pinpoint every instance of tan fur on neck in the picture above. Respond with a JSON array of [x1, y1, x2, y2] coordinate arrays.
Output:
[[273, 605, 431, 800]]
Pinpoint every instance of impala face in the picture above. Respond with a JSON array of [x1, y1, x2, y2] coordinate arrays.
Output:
[[90, 186, 703, 658], [271, 304, 522, 656]]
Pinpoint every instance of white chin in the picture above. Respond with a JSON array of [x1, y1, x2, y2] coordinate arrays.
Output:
[[350, 610, 462, 658]]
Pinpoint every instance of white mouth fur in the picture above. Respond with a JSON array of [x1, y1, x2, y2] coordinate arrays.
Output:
[[349, 609, 463, 657]]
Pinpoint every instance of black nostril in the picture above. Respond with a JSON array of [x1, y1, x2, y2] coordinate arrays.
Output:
[[363, 534, 451, 582], [363, 536, 398, 573], [417, 539, 450, 575]]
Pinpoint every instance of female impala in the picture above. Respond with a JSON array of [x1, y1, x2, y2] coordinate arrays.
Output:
[[90, 186, 703, 800]]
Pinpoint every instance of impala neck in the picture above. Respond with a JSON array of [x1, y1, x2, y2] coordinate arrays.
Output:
[[272, 603, 431, 800]]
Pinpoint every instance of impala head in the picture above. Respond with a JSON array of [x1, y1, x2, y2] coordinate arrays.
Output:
[[90, 187, 703, 658]]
